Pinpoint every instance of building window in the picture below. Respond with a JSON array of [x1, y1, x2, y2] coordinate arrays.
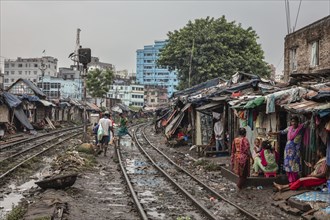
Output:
[[18, 71, 22, 75], [34, 71, 37, 75], [34, 64, 38, 67], [5, 63, 9, 68], [11, 71, 15, 74], [11, 63, 15, 67], [4, 79, 9, 83], [5, 71, 9, 75], [310, 41, 319, 67], [11, 79, 15, 82], [18, 64, 23, 67]]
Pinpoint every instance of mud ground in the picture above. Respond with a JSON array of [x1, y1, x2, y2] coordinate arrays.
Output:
[[2, 126, 301, 220]]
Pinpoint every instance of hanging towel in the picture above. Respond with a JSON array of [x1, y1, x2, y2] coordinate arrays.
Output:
[[266, 94, 275, 114]]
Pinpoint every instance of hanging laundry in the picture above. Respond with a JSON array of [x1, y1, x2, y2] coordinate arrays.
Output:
[[266, 94, 275, 114]]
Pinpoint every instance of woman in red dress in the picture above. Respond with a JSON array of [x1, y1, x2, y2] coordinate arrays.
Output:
[[231, 128, 252, 189]]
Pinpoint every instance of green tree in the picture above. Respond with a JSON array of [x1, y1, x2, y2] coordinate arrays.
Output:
[[86, 68, 113, 100], [157, 16, 270, 90]]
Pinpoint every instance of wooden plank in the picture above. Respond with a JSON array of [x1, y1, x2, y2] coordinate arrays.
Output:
[[288, 198, 312, 212]]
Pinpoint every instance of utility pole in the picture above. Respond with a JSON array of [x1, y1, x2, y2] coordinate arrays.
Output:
[[68, 29, 91, 142], [188, 38, 195, 88], [78, 48, 91, 142]]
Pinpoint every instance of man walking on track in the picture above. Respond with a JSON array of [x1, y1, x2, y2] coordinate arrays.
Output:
[[98, 111, 113, 156]]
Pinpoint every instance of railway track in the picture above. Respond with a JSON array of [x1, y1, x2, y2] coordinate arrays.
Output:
[[117, 123, 258, 220], [0, 126, 83, 183], [0, 125, 83, 151]]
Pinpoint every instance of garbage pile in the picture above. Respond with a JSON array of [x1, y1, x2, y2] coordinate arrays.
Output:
[[51, 150, 86, 174]]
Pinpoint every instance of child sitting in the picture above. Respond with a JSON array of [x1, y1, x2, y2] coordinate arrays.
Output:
[[252, 140, 278, 177]]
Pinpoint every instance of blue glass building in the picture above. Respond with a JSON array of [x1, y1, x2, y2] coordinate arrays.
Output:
[[136, 40, 178, 97]]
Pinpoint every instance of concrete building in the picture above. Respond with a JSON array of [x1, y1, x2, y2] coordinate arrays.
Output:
[[38, 75, 83, 100], [58, 66, 81, 80], [88, 57, 114, 71], [3, 56, 58, 89], [0, 69, 3, 90], [284, 15, 330, 81], [136, 40, 178, 97], [107, 79, 144, 108], [144, 85, 169, 109]]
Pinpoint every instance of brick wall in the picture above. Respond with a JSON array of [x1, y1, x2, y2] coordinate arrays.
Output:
[[284, 16, 330, 81]]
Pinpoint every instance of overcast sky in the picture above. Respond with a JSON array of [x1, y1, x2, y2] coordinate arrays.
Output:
[[1, 0, 329, 74]]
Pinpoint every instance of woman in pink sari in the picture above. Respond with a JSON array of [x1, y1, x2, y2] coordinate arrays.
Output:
[[231, 128, 251, 189], [269, 116, 308, 183]]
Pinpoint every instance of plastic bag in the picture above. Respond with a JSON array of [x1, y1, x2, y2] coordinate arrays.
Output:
[[97, 124, 104, 141]]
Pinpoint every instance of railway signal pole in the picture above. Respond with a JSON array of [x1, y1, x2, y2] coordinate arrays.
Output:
[[78, 48, 91, 142]]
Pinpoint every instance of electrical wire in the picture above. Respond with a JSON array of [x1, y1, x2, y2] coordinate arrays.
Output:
[[293, 0, 302, 32]]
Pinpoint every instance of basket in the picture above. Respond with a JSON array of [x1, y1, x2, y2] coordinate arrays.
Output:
[[35, 173, 78, 190]]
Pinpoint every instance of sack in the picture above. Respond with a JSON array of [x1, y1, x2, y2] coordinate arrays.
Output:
[[97, 124, 104, 141]]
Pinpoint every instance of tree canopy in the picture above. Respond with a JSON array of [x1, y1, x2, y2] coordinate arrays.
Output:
[[157, 16, 270, 90], [86, 68, 113, 98]]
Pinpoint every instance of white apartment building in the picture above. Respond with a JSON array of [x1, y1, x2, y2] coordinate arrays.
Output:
[[38, 75, 83, 100], [107, 81, 144, 108], [3, 56, 58, 89]]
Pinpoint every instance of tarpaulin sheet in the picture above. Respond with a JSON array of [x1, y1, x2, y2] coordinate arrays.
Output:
[[19, 94, 40, 102], [14, 107, 34, 130], [292, 191, 330, 204], [3, 92, 22, 108]]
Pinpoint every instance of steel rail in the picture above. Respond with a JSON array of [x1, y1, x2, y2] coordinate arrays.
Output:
[[0, 129, 81, 163], [133, 124, 217, 220], [0, 125, 84, 151], [116, 139, 148, 220], [140, 123, 259, 220], [0, 132, 81, 181]]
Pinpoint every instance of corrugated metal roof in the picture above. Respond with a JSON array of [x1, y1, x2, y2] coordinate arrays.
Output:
[[283, 100, 328, 113], [196, 102, 222, 111]]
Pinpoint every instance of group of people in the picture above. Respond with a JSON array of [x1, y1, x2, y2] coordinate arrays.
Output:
[[231, 116, 328, 191], [92, 111, 132, 156]]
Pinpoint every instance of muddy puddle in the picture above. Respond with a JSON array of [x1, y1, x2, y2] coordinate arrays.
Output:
[[0, 157, 53, 219]]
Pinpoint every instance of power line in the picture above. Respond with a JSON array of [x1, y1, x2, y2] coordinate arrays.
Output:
[[293, 0, 302, 32]]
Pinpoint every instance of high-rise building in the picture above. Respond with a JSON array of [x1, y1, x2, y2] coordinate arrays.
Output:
[[136, 40, 178, 97], [3, 56, 58, 89]]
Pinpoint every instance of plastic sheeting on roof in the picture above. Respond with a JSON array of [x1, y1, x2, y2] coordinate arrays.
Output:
[[19, 94, 40, 102], [3, 92, 22, 108], [14, 107, 34, 130], [174, 77, 222, 97]]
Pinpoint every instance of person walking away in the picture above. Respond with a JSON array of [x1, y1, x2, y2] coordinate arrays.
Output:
[[98, 111, 113, 156], [269, 116, 309, 183], [252, 140, 278, 176], [118, 112, 133, 138], [214, 116, 224, 151], [231, 127, 252, 189], [273, 147, 327, 192]]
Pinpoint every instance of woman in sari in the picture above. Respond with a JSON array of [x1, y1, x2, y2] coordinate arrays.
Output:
[[269, 116, 308, 183], [273, 147, 327, 191], [231, 128, 251, 189], [252, 140, 278, 176]]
